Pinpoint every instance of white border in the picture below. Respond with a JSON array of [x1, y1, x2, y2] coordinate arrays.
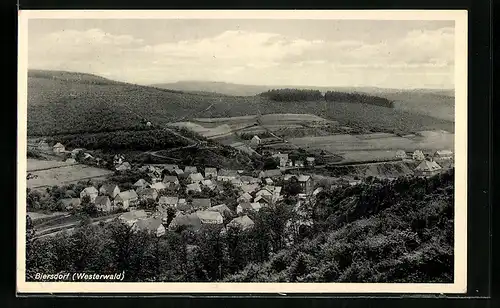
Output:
[[17, 10, 468, 294]]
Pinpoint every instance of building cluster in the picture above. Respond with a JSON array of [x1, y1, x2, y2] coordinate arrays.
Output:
[[396, 149, 454, 176]]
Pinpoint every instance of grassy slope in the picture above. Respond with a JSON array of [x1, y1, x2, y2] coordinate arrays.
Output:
[[28, 70, 454, 136]]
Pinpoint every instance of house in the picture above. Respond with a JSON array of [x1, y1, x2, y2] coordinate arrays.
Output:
[[201, 179, 216, 190], [241, 183, 259, 194], [133, 218, 166, 237], [349, 180, 362, 186], [37, 141, 51, 151], [284, 174, 298, 181], [99, 184, 120, 199], [169, 213, 202, 232], [138, 188, 158, 201], [396, 150, 407, 159], [208, 204, 232, 216], [176, 199, 191, 212], [163, 164, 179, 172], [133, 179, 151, 190], [65, 158, 77, 164], [217, 169, 239, 182], [240, 176, 260, 184], [204, 167, 218, 179], [415, 160, 442, 176], [264, 178, 274, 185], [250, 202, 262, 211], [298, 175, 313, 194], [162, 175, 179, 186], [231, 178, 243, 187], [236, 202, 254, 214], [227, 215, 254, 231], [80, 186, 99, 203], [115, 162, 131, 171], [306, 157, 315, 166], [52, 142, 65, 154], [184, 166, 198, 174], [60, 198, 81, 210], [258, 169, 282, 179], [250, 135, 261, 147], [294, 160, 305, 168], [114, 190, 139, 210], [412, 150, 425, 161], [83, 153, 94, 160], [272, 153, 289, 167], [150, 182, 168, 191], [191, 198, 211, 210], [195, 211, 224, 225], [256, 188, 273, 197], [158, 196, 179, 208], [71, 148, 84, 158], [95, 196, 113, 212], [254, 194, 272, 206], [113, 154, 125, 165], [188, 172, 204, 184], [173, 168, 185, 176], [434, 150, 453, 160], [119, 210, 148, 226], [237, 192, 253, 203], [186, 183, 202, 194]]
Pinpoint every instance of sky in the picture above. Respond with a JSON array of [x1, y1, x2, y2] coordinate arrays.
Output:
[[27, 19, 455, 89]]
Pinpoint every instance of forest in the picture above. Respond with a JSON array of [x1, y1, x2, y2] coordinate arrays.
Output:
[[324, 91, 394, 108], [26, 168, 454, 283], [259, 89, 324, 102]]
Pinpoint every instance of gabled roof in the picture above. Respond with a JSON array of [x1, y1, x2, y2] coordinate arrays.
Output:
[[238, 192, 253, 201], [306, 156, 315, 161], [241, 183, 259, 193], [186, 183, 202, 192], [135, 217, 163, 232], [252, 135, 261, 140], [116, 190, 138, 201], [259, 169, 282, 178], [240, 176, 260, 184], [435, 150, 453, 156], [254, 194, 272, 204], [298, 175, 311, 182], [195, 210, 223, 223], [218, 169, 239, 177], [228, 215, 254, 230], [133, 179, 150, 187], [81, 186, 98, 195], [95, 195, 110, 206], [120, 210, 148, 222], [60, 198, 81, 208], [184, 166, 198, 173], [189, 173, 204, 182], [163, 164, 179, 171], [163, 175, 179, 183], [174, 168, 184, 175], [208, 204, 232, 215], [415, 160, 442, 172], [205, 167, 217, 174], [150, 182, 167, 190], [138, 188, 157, 197], [100, 183, 119, 194], [265, 178, 274, 184], [159, 196, 179, 205], [53, 142, 64, 148], [116, 162, 131, 171], [191, 198, 211, 209], [170, 213, 202, 231], [284, 174, 298, 181], [256, 189, 273, 196], [312, 187, 324, 195], [238, 202, 253, 211], [250, 202, 262, 211]]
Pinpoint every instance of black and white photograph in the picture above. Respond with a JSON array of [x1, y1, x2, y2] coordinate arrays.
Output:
[[17, 10, 467, 293]]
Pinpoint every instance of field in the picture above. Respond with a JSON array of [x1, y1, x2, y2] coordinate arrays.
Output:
[[28, 70, 454, 137], [27, 159, 76, 172], [27, 159, 113, 189]]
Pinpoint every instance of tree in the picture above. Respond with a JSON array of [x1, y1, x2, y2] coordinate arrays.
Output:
[[284, 177, 302, 196], [263, 157, 278, 170], [81, 195, 97, 216]]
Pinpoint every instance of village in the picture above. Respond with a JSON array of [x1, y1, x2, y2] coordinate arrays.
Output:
[[27, 136, 454, 239]]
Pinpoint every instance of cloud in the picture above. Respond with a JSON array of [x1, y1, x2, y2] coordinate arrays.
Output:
[[28, 27, 455, 88]]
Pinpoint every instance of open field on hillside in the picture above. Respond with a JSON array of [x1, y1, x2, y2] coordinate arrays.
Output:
[[28, 70, 454, 137], [27, 159, 113, 189], [27, 159, 76, 172]]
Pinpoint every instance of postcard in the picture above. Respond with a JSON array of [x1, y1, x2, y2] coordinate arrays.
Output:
[[17, 9, 467, 294]]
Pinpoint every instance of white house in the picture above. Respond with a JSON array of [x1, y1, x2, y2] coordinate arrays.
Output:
[[52, 142, 65, 154], [396, 150, 407, 159], [80, 186, 99, 203], [189, 172, 204, 184], [250, 135, 261, 147], [114, 190, 139, 210], [133, 179, 151, 190], [99, 184, 120, 199], [412, 150, 425, 161], [195, 211, 224, 225], [415, 160, 442, 176], [227, 215, 255, 231], [186, 183, 202, 194], [119, 210, 148, 226], [95, 196, 113, 212], [434, 150, 453, 160], [204, 167, 218, 179], [133, 218, 166, 237]]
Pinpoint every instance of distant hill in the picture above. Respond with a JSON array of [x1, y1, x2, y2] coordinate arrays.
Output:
[[153, 81, 455, 121], [28, 70, 454, 137]]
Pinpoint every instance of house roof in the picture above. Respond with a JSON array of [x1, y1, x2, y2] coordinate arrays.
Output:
[[396, 150, 406, 154], [116, 162, 131, 170], [306, 157, 315, 161], [298, 175, 311, 182], [135, 217, 163, 232], [95, 196, 110, 206], [250, 202, 262, 210], [163, 175, 179, 183], [195, 210, 223, 223], [435, 150, 453, 156], [312, 187, 324, 195], [189, 173, 204, 182], [82, 186, 98, 195], [256, 189, 273, 196], [260, 169, 282, 178], [265, 178, 274, 184], [238, 192, 253, 201], [100, 184, 119, 194], [284, 174, 298, 181], [133, 179, 150, 187], [116, 190, 138, 201], [413, 150, 424, 155], [205, 167, 217, 174], [159, 196, 178, 205], [53, 142, 64, 148], [238, 202, 253, 210], [184, 166, 198, 173], [164, 164, 179, 171], [191, 198, 211, 209], [228, 215, 254, 229], [415, 160, 442, 172], [252, 135, 261, 140], [186, 183, 201, 191], [170, 213, 202, 231], [240, 176, 260, 184], [174, 168, 184, 175], [231, 178, 243, 185], [241, 184, 259, 193], [150, 182, 167, 190], [254, 194, 272, 204], [201, 179, 215, 187], [208, 204, 232, 215]]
